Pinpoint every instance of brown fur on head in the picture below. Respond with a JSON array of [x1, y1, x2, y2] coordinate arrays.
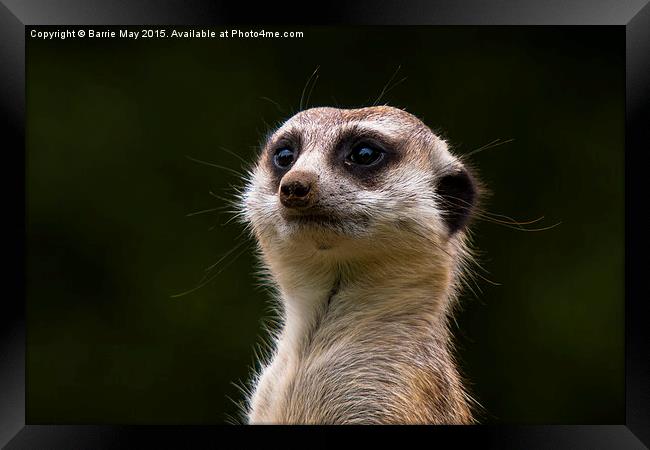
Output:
[[239, 106, 481, 424], [243, 106, 479, 259]]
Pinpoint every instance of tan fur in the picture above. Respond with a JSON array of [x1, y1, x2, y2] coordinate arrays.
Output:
[[240, 106, 478, 424]]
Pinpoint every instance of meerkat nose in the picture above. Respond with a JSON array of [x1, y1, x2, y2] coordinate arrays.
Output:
[[279, 170, 317, 208]]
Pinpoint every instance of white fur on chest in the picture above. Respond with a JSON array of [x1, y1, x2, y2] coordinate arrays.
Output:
[[247, 272, 335, 423]]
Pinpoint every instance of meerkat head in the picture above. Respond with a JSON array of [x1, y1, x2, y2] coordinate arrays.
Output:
[[241, 106, 478, 268]]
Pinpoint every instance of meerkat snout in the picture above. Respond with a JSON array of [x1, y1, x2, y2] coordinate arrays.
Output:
[[279, 170, 318, 208]]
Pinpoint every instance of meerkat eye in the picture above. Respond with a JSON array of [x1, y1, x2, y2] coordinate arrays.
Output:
[[273, 147, 296, 169], [348, 145, 384, 166]]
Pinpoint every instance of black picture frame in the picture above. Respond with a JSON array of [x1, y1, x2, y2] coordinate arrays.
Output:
[[1, 1, 648, 447]]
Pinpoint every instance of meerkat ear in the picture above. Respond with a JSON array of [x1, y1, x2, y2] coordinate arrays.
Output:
[[436, 166, 478, 235]]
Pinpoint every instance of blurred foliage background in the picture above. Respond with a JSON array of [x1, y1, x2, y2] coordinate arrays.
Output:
[[26, 26, 623, 424]]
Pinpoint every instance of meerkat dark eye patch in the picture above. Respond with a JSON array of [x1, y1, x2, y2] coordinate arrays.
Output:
[[332, 129, 402, 189], [264, 129, 303, 189], [437, 168, 477, 235]]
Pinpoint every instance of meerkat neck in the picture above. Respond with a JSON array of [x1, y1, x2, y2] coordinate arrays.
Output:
[[272, 248, 457, 357], [249, 248, 473, 424]]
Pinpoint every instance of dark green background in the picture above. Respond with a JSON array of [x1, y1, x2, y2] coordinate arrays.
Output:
[[26, 26, 624, 424]]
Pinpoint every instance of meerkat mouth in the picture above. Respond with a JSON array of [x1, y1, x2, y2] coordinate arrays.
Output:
[[280, 210, 373, 239], [283, 211, 343, 228]]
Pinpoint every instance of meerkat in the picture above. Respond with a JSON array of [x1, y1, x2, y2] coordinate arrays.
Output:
[[239, 105, 480, 424]]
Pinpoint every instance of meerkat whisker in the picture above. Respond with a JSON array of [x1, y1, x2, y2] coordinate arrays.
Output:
[[203, 240, 249, 274], [218, 145, 252, 166], [185, 155, 245, 178], [170, 241, 251, 298], [305, 74, 319, 110], [438, 193, 557, 231], [259, 96, 286, 114], [186, 207, 227, 217], [463, 138, 515, 159], [373, 65, 402, 106], [299, 66, 320, 111]]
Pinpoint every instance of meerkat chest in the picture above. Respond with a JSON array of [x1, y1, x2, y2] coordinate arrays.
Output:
[[248, 285, 337, 423], [249, 335, 424, 424], [247, 344, 299, 423], [247, 307, 409, 423]]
